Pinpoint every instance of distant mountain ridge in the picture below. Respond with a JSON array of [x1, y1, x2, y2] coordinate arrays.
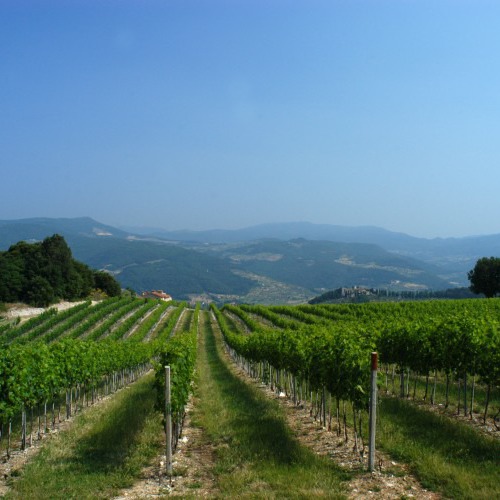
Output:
[[121, 220, 500, 255], [121, 221, 413, 245], [202, 237, 450, 291], [1, 217, 499, 303], [0, 217, 131, 245], [125, 221, 500, 281]]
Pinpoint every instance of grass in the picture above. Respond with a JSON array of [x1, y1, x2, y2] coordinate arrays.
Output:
[[378, 396, 500, 499], [191, 311, 350, 498], [5, 372, 162, 499]]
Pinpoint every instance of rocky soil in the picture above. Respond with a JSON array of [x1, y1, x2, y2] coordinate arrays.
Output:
[[3, 301, 87, 321]]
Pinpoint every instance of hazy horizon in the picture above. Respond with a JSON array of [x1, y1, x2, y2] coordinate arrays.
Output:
[[115, 219, 500, 240], [2, 1, 500, 239], [4, 215, 500, 242]]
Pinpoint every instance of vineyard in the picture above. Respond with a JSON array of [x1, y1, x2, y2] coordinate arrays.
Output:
[[0, 297, 499, 498], [216, 299, 500, 425], [213, 299, 500, 498], [0, 297, 195, 461]]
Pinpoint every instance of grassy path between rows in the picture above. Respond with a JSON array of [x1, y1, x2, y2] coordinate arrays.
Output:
[[192, 311, 350, 498], [378, 397, 500, 499], [4, 372, 162, 499]]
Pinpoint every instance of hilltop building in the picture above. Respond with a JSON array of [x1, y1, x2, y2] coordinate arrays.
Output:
[[141, 290, 172, 301]]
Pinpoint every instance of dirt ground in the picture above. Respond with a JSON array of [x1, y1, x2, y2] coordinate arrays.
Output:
[[114, 396, 218, 499], [2, 301, 87, 321]]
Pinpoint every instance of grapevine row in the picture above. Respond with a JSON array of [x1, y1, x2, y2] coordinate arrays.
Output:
[[0, 338, 156, 457], [0, 300, 190, 459], [223, 299, 500, 423], [154, 303, 199, 451], [3, 301, 91, 344]]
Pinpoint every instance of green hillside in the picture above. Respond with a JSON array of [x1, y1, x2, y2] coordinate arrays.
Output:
[[0, 218, 457, 303], [204, 238, 451, 292], [69, 237, 254, 300]]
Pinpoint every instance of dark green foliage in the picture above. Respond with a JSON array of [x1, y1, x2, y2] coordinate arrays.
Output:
[[69, 260, 95, 298], [23, 275, 55, 307], [468, 256, 500, 298], [0, 250, 24, 302], [41, 234, 73, 295], [309, 288, 345, 304], [309, 286, 479, 304], [0, 234, 114, 306], [93, 270, 122, 297]]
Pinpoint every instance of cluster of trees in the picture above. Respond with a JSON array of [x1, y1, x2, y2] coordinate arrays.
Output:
[[0, 234, 121, 306]]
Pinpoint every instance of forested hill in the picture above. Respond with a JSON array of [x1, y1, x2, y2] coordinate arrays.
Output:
[[0, 234, 121, 307]]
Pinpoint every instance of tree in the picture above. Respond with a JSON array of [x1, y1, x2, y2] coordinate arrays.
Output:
[[67, 261, 95, 298], [93, 270, 122, 297], [40, 234, 73, 297], [0, 252, 24, 302], [24, 275, 55, 307], [467, 257, 500, 298]]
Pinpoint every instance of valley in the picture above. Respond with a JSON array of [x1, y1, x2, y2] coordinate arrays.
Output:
[[1, 217, 490, 304]]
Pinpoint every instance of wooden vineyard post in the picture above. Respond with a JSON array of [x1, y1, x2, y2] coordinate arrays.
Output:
[[165, 366, 173, 479], [368, 352, 378, 472]]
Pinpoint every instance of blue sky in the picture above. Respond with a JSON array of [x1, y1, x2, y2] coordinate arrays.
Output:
[[1, 0, 500, 238]]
